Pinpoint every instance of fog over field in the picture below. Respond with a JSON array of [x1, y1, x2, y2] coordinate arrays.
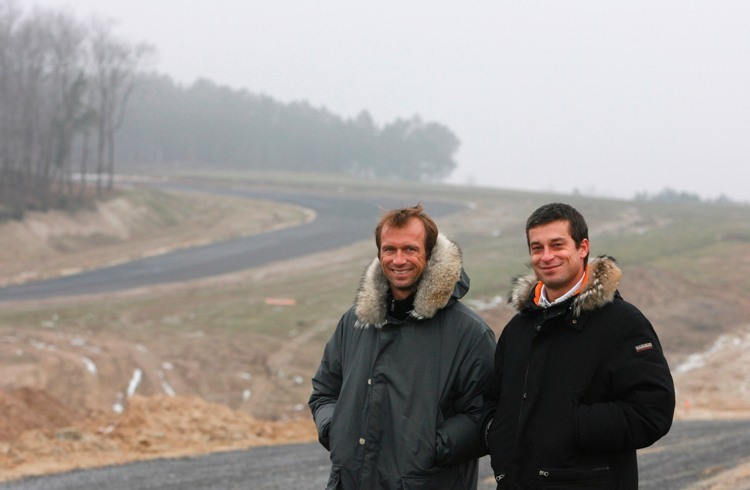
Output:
[[29, 0, 750, 202]]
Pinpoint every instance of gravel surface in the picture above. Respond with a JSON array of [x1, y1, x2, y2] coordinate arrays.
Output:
[[2, 420, 749, 489]]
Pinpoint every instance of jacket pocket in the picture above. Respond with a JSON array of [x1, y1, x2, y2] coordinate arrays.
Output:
[[326, 464, 341, 490], [402, 469, 462, 490], [535, 466, 612, 489]]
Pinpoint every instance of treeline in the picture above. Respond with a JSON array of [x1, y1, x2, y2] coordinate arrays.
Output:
[[117, 75, 460, 182], [1, 3, 460, 220], [0, 2, 150, 218], [635, 188, 745, 206]]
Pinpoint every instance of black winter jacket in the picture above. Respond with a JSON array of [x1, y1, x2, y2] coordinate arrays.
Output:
[[309, 235, 496, 490], [482, 256, 675, 490]]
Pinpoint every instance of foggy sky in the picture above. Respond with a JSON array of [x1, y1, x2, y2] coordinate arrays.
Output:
[[32, 0, 750, 202]]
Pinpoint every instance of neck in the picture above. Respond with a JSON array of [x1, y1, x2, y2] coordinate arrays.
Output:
[[391, 287, 416, 301], [389, 291, 415, 320], [544, 270, 586, 303]]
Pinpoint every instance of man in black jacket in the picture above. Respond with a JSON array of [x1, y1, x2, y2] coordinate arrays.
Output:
[[309, 204, 495, 489], [482, 203, 675, 489]]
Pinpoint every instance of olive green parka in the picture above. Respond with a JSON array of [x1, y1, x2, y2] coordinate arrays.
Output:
[[309, 235, 496, 490]]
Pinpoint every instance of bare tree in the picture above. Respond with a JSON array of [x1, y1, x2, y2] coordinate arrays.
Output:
[[0, 4, 87, 211], [0, 3, 150, 216], [0, 0, 23, 216], [89, 19, 152, 194], [9, 6, 51, 209], [46, 10, 88, 200]]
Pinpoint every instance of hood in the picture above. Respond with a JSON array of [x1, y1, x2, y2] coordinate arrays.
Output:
[[508, 255, 622, 316], [354, 234, 465, 328]]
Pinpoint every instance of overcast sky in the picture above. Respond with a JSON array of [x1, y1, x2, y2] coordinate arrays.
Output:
[[31, 0, 750, 202]]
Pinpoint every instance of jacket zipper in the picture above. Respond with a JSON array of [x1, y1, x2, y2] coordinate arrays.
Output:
[[517, 363, 530, 426]]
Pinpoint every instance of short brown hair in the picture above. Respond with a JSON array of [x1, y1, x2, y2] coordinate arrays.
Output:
[[375, 204, 438, 260]]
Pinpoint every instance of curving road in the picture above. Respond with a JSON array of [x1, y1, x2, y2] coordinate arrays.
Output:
[[2, 420, 749, 489], [0, 183, 467, 302]]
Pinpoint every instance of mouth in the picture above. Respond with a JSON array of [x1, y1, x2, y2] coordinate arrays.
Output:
[[391, 269, 413, 276]]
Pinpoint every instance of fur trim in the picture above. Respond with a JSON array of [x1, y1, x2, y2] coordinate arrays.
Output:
[[508, 255, 622, 315], [571, 255, 621, 316], [354, 234, 462, 328], [508, 272, 538, 313]]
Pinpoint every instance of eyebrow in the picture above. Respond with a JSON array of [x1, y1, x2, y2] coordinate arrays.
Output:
[[529, 237, 567, 247]]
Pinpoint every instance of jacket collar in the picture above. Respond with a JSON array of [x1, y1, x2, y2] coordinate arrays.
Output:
[[509, 255, 622, 317], [354, 234, 464, 328]]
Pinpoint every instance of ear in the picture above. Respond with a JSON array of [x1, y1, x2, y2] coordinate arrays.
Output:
[[579, 238, 590, 259]]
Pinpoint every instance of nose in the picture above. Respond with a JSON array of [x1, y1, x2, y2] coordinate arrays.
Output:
[[393, 250, 407, 264], [541, 247, 555, 261]]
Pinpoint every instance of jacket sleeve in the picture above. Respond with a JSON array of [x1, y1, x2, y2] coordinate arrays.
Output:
[[575, 306, 675, 452], [435, 323, 496, 465], [308, 317, 345, 451], [479, 331, 506, 453]]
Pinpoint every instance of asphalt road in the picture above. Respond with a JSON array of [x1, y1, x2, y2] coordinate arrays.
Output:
[[0, 183, 466, 302], [2, 420, 749, 489]]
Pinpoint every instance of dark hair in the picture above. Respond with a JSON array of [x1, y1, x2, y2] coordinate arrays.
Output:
[[526, 203, 589, 266], [375, 204, 438, 260]]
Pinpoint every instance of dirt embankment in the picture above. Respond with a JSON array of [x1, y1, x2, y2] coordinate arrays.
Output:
[[0, 392, 317, 482], [0, 186, 311, 288]]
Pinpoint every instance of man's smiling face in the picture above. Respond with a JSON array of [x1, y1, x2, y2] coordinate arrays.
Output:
[[379, 218, 428, 300], [528, 219, 589, 301]]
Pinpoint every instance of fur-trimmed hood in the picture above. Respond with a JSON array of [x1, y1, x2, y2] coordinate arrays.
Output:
[[509, 255, 622, 316], [354, 234, 465, 328]]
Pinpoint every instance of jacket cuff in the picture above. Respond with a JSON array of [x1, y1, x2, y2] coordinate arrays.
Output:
[[314, 403, 335, 450], [483, 418, 493, 451]]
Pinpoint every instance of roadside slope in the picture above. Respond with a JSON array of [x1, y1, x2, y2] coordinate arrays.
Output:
[[0, 186, 310, 288]]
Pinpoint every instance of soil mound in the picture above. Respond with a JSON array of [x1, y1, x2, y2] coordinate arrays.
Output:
[[0, 392, 316, 483], [0, 388, 83, 441]]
